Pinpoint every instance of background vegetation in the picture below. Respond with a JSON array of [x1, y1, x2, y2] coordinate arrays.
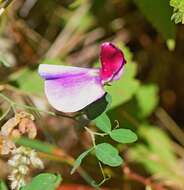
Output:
[[0, 0, 184, 190]]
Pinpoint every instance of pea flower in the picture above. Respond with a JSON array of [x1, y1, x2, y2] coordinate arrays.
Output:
[[38, 42, 126, 112]]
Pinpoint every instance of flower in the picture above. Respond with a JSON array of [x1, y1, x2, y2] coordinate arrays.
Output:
[[38, 42, 126, 112]]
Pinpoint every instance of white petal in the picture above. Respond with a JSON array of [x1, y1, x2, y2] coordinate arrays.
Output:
[[39, 64, 105, 112]]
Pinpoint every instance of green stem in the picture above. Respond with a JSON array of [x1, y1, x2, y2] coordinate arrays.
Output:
[[0, 92, 14, 104], [92, 162, 110, 187], [85, 127, 107, 137], [85, 127, 96, 147], [15, 103, 56, 116], [0, 106, 11, 120], [0, 92, 78, 120], [84, 127, 110, 187]]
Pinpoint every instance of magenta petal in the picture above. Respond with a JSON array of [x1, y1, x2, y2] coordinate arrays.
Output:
[[39, 64, 105, 113], [100, 42, 126, 83]]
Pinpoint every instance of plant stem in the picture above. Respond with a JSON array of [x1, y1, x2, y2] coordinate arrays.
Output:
[[123, 166, 167, 190], [0, 93, 14, 105], [0, 106, 11, 120], [0, 0, 14, 15], [0, 0, 14, 8], [0, 92, 79, 121], [156, 107, 184, 146], [85, 127, 96, 147]]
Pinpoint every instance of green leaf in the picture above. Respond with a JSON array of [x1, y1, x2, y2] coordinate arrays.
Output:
[[118, 44, 133, 63], [94, 113, 111, 133], [105, 93, 112, 110], [9, 69, 43, 94], [110, 128, 138, 143], [134, 0, 176, 40], [0, 56, 11, 68], [84, 95, 109, 120], [105, 62, 140, 109], [139, 125, 177, 165], [41, 58, 63, 65], [170, 0, 181, 7], [21, 173, 62, 190], [0, 180, 8, 190], [129, 144, 176, 178], [95, 143, 123, 167], [15, 137, 56, 155], [129, 125, 182, 186], [71, 148, 93, 174], [170, 0, 184, 24], [106, 78, 140, 109], [135, 84, 159, 117], [69, 0, 84, 9], [120, 62, 137, 80]]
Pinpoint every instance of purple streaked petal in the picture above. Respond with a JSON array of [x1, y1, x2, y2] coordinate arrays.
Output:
[[39, 64, 105, 112], [100, 42, 126, 83], [38, 64, 98, 80]]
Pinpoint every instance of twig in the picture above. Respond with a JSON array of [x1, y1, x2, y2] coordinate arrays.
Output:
[[13, 19, 50, 55], [84, 127, 110, 187], [0, 0, 15, 15], [155, 107, 184, 146], [121, 110, 140, 128], [45, 2, 90, 58], [171, 141, 184, 158], [123, 166, 167, 190]]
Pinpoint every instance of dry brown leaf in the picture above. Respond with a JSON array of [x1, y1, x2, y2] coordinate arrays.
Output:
[[18, 118, 37, 139], [0, 111, 37, 155]]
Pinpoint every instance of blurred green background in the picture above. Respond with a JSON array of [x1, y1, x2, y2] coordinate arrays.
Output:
[[1, 0, 184, 189]]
